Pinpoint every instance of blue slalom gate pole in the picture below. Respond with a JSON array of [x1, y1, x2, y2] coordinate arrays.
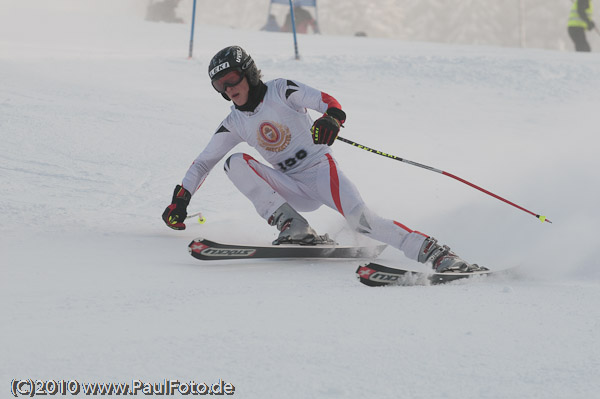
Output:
[[288, 0, 300, 60], [188, 0, 197, 58]]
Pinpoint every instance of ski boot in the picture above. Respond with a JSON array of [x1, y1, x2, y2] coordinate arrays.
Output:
[[417, 237, 488, 273], [268, 203, 331, 245]]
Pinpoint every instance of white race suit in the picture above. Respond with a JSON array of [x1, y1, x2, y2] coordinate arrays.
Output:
[[181, 78, 428, 261]]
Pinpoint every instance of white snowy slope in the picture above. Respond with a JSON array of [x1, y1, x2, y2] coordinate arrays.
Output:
[[2, 2, 600, 399]]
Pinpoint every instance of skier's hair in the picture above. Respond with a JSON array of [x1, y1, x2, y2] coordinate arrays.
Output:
[[247, 67, 263, 87]]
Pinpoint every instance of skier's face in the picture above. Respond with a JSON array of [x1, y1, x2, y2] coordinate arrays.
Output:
[[225, 76, 249, 106]]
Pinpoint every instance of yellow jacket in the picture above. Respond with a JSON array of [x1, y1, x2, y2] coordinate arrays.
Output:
[[568, 0, 594, 29]]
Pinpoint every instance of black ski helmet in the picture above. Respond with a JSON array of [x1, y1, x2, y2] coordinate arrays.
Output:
[[208, 46, 261, 94]]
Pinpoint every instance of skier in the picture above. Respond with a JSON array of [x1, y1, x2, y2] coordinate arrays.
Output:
[[145, 0, 183, 24], [568, 0, 596, 52], [281, 6, 320, 34], [162, 46, 484, 273]]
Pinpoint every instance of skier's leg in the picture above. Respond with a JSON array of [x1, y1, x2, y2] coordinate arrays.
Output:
[[345, 204, 427, 260], [302, 154, 427, 258], [224, 153, 322, 243], [346, 204, 484, 271], [310, 154, 483, 271], [224, 153, 321, 218]]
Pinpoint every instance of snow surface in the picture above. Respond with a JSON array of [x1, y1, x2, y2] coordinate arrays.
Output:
[[2, 1, 600, 398]]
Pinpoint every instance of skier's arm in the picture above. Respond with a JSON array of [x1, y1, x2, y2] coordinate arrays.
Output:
[[278, 79, 346, 146], [277, 79, 346, 145], [279, 78, 342, 114], [162, 122, 242, 230], [181, 124, 242, 193]]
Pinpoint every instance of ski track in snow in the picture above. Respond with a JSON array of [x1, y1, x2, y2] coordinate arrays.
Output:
[[1, 1, 600, 398]]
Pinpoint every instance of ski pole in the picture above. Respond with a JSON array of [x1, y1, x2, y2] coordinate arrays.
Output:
[[336, 136, 552, 224], [186, 211, 206, 224]]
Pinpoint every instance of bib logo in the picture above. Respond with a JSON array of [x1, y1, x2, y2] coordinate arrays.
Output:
[[257, 122, 291, 152]]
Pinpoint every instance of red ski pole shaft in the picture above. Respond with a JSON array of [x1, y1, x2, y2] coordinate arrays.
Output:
[[336, 136, 551, 224]]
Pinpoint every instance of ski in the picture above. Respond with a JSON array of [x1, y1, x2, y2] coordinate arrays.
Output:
[[356, 262, 497, 286], [188, 238, 387, 261]]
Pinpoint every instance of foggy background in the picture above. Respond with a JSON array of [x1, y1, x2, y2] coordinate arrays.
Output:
[[180, 0, 590, 51], [3, 0, 597, 52]]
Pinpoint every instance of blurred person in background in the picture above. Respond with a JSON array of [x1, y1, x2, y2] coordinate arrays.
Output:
[[162, 46, 487, 275], [145, 0, 183, 24], [281, 6, 319, 34], [568, 0, 596, 51]]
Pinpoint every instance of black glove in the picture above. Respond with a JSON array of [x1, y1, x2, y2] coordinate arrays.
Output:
[[588, 20, 596, 31], [311, 107, 346, 146], [162, 185, 191, 230]]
